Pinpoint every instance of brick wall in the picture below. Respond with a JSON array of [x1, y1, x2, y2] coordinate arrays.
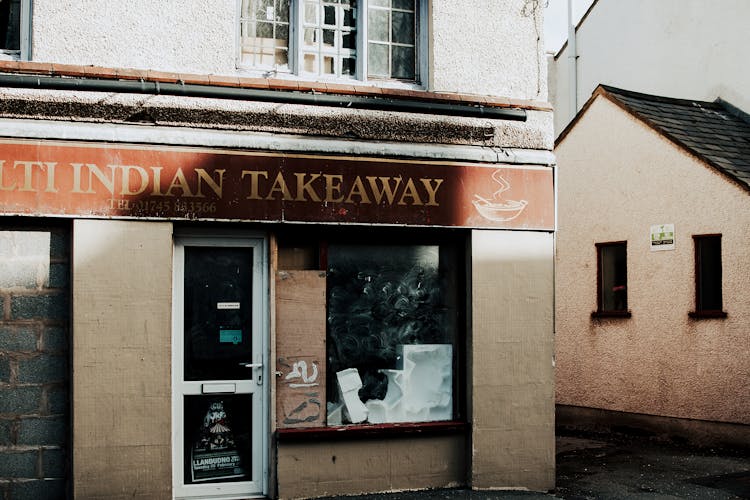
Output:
[[0, 224, 69, 500]]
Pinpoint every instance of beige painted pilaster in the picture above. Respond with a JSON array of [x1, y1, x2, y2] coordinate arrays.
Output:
[[470, 230, 555, 491], [72, 220, 173, 499]]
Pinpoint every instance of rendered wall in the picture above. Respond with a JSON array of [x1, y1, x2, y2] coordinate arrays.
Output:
[[430, 0, 547, 100], [470, 230, 555, 491], [555, 97, 750, 424], [31, 0, 548, 101], [276, 435, 465, 498], [550, 0, 750, 135], [72, 220, 173, 499]]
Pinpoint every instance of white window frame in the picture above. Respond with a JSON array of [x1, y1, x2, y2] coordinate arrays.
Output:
[[0, 0, 31, 61], [236, 0, 428, 88]]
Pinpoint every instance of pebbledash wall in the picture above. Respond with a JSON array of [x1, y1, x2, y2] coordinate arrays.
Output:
[[0, 1, 556, 499]]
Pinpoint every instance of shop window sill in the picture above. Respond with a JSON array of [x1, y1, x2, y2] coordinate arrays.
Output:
[[688, 310, 727, 319], [591, 310, 632, 319], [276, 420, 466, 442]]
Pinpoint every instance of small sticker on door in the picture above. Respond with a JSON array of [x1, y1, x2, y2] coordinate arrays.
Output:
[[217, 302, 241, 310], [220, 329, 243, 344]]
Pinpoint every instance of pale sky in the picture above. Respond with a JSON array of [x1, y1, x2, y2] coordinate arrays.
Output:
[[544, 0, 597, 53]]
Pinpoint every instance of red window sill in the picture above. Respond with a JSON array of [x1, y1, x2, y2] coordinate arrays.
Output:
[[276, 420, 466, 442], [688, 310, 727, 319], [591, 310, 632, 319]]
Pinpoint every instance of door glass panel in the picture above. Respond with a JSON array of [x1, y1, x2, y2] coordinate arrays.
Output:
[[184, 395, 253, 484], [184, 247, 254, 381]]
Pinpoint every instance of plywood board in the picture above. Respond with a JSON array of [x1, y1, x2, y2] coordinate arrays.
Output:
[[275, 270, 327, 428]]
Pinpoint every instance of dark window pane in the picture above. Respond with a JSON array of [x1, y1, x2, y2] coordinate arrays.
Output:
[[391, 45, 415, 79], [184, 395, 252, 484], [342, 56, 356, 75], [343, 7, 355, 27], [391, 11, 414, 44], [599, 244, 627, 312], [393, 0, 414, 10], [368, 42, 389, 77], [368, 8, 389, 42], [342, 31, 355, 49], [184, 247, 254, 381], [323, 29, 335, 47], [0, 0, 21, 51], [324, 5, 336, 24], [696, 236, 722, 311]]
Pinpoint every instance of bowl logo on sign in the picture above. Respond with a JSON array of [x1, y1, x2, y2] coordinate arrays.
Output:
[[472, 169, 528, 222]]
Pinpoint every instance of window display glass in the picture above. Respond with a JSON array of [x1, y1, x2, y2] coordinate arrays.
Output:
[[326, 244, 459, 425]]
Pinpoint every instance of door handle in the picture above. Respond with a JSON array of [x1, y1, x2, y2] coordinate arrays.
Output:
[[239, 362, 262, 368], [239, 362, 264, 385]]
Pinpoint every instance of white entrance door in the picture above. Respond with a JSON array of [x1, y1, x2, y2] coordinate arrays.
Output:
[[172, 235, 268, 499]]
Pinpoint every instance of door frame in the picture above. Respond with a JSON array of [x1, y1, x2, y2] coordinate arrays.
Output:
[[171, 230, 270, 499]]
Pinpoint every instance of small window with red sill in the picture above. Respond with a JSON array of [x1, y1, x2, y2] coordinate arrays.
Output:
[[593, 241, 630, 318], [690, 234, 726, 319]]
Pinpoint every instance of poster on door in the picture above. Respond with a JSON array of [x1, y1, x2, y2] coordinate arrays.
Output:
[[191, 400, 246, 482]]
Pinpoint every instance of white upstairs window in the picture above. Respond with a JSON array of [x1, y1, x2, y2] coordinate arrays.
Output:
[[238, 0, 424, 84]]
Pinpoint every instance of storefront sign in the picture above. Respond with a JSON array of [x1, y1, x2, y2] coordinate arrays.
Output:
[[0, 140, 554, 229], [650, 224, 675, 251]]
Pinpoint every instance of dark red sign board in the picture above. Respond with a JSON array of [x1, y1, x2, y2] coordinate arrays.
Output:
[[0, 140, 554, 229]]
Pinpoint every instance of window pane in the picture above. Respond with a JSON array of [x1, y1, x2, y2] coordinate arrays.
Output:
[[256, 21, 273, 38], [342, 57, 356, 75], [184, 247, 254, 381], [391, 45, 415, 79], [599, 244, 627, 312], [275, 23, 289, 41], [370, 0, 389, 6], [391, 11, 414, 45], [275, 49, 289, 66], [303, 53, 317, 72], [324, 5, 336, 25], [303, 28, 317, 47], [326, 244, 457, 425], [368, 8, 389, 42], [323, 55, 335, 74], [368, 43, 389, 77], [342, 31, 355, 49], [304, 1, 318, 23], [697, 236, 722, 311], [184, 395, 252, 484], [323, 29, 336, 47], [343, 7, 355, 27], [393, 0, 414, 10], [277, 0, 290, 22]]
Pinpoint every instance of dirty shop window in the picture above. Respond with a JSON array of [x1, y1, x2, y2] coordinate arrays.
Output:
[[594, 242, 629, 317], [239, 0, 421, 83], [326, 243, 460, 426], [691, 235, 725, 318], [0, 0, 30, 59]]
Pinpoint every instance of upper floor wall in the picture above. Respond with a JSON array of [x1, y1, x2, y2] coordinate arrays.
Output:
[[550, 0, 750, 136], [24, 0, 547, 101]]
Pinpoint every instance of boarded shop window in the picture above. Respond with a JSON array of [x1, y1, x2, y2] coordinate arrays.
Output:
[[239, 0, 422, 83], [690, 235, 726, 318], [593, 242, 630, 317], [275, 229, 463, 430]]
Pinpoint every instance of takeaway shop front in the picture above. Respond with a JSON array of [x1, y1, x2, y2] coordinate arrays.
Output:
[[0, 138, 554, 499]]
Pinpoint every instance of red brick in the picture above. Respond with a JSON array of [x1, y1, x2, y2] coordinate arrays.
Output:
[[267, 78, 300, 91], [83, 66, 117, 79], [18, 62, 53, 75], [50, 63, 84, 77], [178, 73, 211, 86], [115, 68, 149, 80], [208, 74, 242, 87], [323, 83, 357, 95], [147, 70, 180, 83], [237, 76, 270, 89], [0, 60, 21, 72]]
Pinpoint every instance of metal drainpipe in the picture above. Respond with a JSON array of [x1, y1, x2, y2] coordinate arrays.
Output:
[[567, 0, 578, 122], [0, 74, 527, 122]]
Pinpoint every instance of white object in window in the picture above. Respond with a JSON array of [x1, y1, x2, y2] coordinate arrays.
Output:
[[0, 0, 31, 61], [238, 0, 423, 83]]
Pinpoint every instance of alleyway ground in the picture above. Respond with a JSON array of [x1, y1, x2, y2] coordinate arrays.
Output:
[[325, 431, 750, 499]]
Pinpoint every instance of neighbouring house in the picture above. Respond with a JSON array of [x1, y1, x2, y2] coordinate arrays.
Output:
[[555, 85, 750, 445], [548, 0, 750, 136], [0, 1, 556, 499]]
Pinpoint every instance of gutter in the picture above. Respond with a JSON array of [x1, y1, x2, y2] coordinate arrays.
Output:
[[0, 74, 527, 122]]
